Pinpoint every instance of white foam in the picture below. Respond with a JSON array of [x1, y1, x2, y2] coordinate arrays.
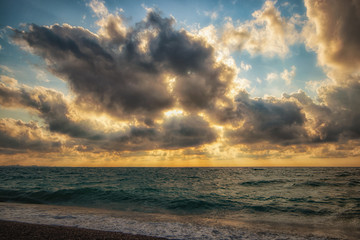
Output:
[[0, 202, 354, 240]]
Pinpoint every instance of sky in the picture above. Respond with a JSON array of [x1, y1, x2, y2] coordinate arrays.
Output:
[[0, 0, 359, 167]]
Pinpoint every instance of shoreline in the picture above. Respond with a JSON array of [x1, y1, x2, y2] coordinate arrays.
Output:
[[1, 202, 359, 240], [0, 220, 168, 240]]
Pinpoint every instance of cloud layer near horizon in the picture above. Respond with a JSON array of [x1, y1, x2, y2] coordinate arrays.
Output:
[[1, 0, 360, 165]]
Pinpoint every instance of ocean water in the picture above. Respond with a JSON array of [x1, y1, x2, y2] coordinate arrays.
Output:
[[0, 167, 359, 239]]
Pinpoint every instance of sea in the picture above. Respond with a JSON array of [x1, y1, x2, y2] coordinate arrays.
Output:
[[0, 167, 359, 239]]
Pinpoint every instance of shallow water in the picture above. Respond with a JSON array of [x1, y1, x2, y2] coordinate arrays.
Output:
[[0, 167, 359, 239]]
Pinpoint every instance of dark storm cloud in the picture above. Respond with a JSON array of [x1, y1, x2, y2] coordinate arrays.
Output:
[[304, 0, 360, 70], [101, 114, 217, 151], [283, 91, 333, 142], [285, 81, 360, 143], [11, 10, 234, 121], [12, 22, 172, 120], [226, 92, 306, 145], [0, 118, 61, 153], [316, 82, 360, 141], [226, 81, 360, 146], [0, 81, 217, 151], [99, 114, 217, 151], [225, 91, 308, 145], [144, 11, 234, 111], [0, 82, 103, 139], [161, 115, 217, 149]]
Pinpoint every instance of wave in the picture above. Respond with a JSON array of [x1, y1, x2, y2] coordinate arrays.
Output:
[[167, 198, 220, 211], [1, 188, 334, 217], [0, 188, 135, 206], [240, 179, 288, 186], [292, 181, 343, 187], [1, 167, 359, 225]]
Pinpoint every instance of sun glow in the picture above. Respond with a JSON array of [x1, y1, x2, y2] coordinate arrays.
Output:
[[164, 109, 184, 117]]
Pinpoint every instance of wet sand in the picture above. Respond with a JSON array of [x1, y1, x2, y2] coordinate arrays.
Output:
[[0, 220, 168, 240]]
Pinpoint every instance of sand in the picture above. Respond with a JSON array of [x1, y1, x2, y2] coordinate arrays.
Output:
[[0, 220, 168, 240]]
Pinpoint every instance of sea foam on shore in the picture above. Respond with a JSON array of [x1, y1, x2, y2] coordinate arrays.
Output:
[[1, 202, 357, 240]]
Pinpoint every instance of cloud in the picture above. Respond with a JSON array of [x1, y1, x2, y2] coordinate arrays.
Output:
[[84, 114, 217, 152], [266, 72, 278, 82], [0, 80, 104, 139], [11, 9, 235, 123], [106, 114, 217, 151], [203, 11, 218, 20], [35, 69, 50, 82], [284, 90, 333, 141], [285, 79, 360, 143], [161, 115, 217, 149], [3, 0, 360, 163], [305, 79, 331, 93], [317, 82, 360, 141], [304, 0, 360, 71], [0, 78, 217, 152], [89, 0, 126, 44], [240, 61, 252, 71], [88, 0, 108, 17], [0, 65, 14, 74], [296, 0, 360, 147], [264, 66, 296, 85], [222, 0, 302, 57], [0, 75, 17, 86], [222, 72, 360, 147], [0, 118, 62, 153], [280, 65, 296, 85], [225, 91, 308, 145], [11, 22, 172, 120]]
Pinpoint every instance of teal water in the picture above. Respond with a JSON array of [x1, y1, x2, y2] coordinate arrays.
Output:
[[0, 167, 359, 239]]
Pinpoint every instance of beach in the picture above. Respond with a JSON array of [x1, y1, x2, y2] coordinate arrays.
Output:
[[0, 220, 167, 240]]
